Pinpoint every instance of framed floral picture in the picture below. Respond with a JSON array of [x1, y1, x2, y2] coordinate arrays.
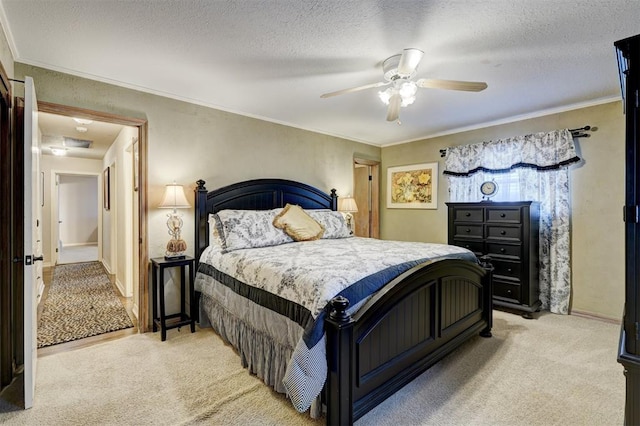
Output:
[[387, 162, 438, 209]]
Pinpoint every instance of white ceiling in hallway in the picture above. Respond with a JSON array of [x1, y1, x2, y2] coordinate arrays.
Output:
[[1, 0, 638, 146], [38, 112, 125, 159]]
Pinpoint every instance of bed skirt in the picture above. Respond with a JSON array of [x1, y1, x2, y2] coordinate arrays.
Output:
[[198, 293, 324, 417]]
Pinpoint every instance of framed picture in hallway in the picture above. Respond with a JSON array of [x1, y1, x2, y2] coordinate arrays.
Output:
[[387, 162, 438, 209], [103, 167, 110, 211]]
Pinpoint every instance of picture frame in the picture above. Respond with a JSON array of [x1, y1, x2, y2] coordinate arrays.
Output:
[[387, 162, 438, 209], [103, 166, 110, 210], [132, 137, 139, 192]]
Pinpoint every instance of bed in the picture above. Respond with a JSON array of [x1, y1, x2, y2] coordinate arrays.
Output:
[[193, 178, 493, 425]]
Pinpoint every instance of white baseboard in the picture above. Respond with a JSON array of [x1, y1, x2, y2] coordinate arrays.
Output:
[[131, 303, 139, 320], [115, 278, 126, 297], [571, 309, 621, 324], [102, 260, 113, 275], [62, 242, 98, 247]]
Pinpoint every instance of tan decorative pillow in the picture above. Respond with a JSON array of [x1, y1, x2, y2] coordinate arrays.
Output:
[[273, 204, 324, 241]]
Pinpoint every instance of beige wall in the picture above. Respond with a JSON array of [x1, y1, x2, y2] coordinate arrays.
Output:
[[381, 101, 625, 319], [0, 24, 13, 87]]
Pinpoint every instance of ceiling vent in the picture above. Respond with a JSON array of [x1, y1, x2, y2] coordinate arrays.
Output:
[[63, 137, 93, 148]]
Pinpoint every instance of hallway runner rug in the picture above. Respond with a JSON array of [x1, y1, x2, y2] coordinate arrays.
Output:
[[37, 262, 134, 348]]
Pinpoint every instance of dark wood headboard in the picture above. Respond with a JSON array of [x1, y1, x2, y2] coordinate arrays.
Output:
[[194, 178, 338, 263]]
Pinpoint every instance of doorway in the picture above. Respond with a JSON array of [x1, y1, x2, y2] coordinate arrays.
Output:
[[35, 101, 148, 335], [353, 158, 380, 238], [54, 173, 99, 265]]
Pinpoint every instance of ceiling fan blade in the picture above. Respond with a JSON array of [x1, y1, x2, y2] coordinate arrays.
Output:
[[397, 48, 424, 76], [386, 93, 401, 122], [416, 78, 488, 92], [320, 81, 389, 98]]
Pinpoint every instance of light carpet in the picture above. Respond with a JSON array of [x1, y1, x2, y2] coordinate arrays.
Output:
[[37, 262, 133, 348], [0, 310, 624, 425]]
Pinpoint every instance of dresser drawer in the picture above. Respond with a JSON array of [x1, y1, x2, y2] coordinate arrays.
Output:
[[486, 225, 521, 241], [452, 207, 483, 222], [494, 280, 521, 302], [452, 239, 484, 256], [487, 242, 521, 259], [492, 259, 522, 281], [453, 224, 484, 239], [486, 208, 521, 223]]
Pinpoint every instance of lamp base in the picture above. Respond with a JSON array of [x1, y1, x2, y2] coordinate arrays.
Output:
[[165, 237, 187, 260], [164, 254, 186, 260]]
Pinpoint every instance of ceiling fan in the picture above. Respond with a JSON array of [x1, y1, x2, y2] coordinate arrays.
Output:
[[320, 48, 488, 122]]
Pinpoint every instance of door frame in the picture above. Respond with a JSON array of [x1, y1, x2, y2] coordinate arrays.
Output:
[[52, 172, 101, 266], [0, 58, 14, 395], [37, 101, 150, 331]]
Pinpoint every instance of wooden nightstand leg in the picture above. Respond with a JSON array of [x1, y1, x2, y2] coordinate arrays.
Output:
[[159, 267, 167, 341], [189, 263, 195, 333], [152, 264, 158, 332]]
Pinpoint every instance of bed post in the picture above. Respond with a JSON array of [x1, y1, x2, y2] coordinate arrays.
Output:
[[479, 255, 494, 338], [330, 188, 338, 211], [325, 296, 354, 426], [194, 179, 208, 267]]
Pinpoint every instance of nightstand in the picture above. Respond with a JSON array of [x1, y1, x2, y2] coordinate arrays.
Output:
[[150, 256, 196, 341]]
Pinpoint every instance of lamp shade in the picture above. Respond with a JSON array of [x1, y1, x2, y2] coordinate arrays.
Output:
[[159, 183, 190, 209], [338, 197, 358, 213]]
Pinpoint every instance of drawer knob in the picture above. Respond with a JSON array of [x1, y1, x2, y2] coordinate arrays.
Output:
[[507, 268, 513, 273], [465, 245, 470, 249], [500, 248, 506, 253], [465, 212, 471, 217], [466, 228, 471, 233], [500, 230, 506, 235], [507, 289, 512, 294], [500, 213, 506, 218]]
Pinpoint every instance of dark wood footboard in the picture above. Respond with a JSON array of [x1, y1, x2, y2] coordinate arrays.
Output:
[[326, 258, 493, 425]]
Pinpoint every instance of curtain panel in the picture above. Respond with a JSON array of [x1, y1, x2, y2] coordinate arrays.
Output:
[[445, 129, 580, 314], [443, 129, 580, 176]]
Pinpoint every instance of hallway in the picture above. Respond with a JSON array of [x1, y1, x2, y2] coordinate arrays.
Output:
[[57, 244, 98, 264], [37, 264, 137, 357]]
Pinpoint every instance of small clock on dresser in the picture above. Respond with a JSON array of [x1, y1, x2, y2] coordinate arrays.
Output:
[[480, 180, 498, 200]]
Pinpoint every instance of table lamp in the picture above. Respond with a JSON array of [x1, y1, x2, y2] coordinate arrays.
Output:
[[159, 182, 191, 259], [338, 196, 358, 234]]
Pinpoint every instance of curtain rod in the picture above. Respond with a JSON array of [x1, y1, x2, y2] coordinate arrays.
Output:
[[439, 126, 595, 158]]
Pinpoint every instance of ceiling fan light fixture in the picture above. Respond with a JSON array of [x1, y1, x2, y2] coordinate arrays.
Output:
[[378, 81, 417, 107], [72, 117, 93, 125]]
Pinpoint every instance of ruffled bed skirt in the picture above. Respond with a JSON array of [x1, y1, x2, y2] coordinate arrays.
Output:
[[199, 293, 323, 418]]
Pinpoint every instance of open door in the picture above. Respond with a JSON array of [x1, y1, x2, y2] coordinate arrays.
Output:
[[353, 158, 380, 238], [22, 76, 42, 408]]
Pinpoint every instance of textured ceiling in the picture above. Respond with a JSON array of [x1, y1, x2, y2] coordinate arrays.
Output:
[[1, 1, 638, 146]]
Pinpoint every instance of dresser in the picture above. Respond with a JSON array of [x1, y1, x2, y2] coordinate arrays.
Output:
[[447, 201, 541, 317]]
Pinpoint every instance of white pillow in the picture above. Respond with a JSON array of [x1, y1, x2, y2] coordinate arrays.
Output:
[[210, 209, 293, 253], [306, 210, 352, 239], [208, 214, 225, 251]]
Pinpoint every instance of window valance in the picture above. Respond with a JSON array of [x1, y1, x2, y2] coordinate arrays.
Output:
[[443, 129, 580, 177]]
